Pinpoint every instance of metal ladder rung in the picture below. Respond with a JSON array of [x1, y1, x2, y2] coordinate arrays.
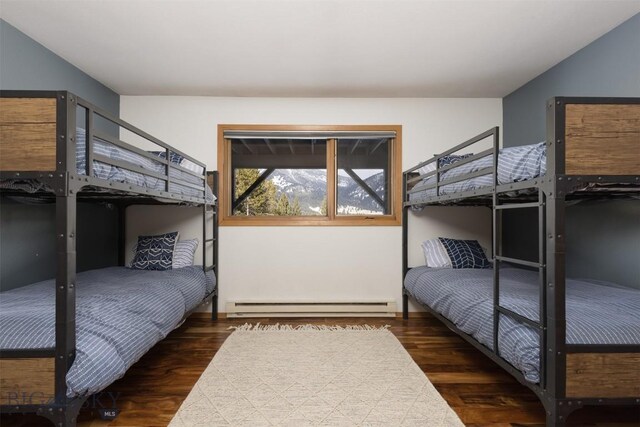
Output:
[[205, 238, 216, 243], [495, 256, 542, 269], [205, 265, 216, 272], [495, 202, 540, 210], [496, 306, 541, 329]]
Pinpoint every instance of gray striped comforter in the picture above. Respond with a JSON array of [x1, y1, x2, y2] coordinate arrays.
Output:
[[410, 142, 546, 205], [0, 266, 216, 397], [404, 266, 640, 383]]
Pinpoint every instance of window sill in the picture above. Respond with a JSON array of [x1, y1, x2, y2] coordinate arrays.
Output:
[[219, 216, 401, 226]]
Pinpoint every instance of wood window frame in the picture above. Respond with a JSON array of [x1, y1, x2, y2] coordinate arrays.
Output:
[[217, 124, 402, 226]]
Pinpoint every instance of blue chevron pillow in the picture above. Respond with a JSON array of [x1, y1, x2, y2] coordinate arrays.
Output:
[[438, 237, 491, 269], [130, 231, 179, 271]]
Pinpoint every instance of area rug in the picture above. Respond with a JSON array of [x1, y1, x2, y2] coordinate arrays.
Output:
[[169, 324, 464, 426]]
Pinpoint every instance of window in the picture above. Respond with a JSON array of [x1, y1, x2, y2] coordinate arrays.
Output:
[[218, 125, 402, 226]]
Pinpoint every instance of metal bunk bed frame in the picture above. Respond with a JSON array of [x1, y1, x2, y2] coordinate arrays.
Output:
[[401, 97, 640, 426], [0, 90, 219, 427]]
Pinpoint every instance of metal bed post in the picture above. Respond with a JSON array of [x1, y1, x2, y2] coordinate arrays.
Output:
[[544, 98, 569, 426], [54, 91, 80, 426], [204, 171, 219, 320], [213, 171, 219, 320], [492, 128, 501, 355], [402, 172, 409, 320]]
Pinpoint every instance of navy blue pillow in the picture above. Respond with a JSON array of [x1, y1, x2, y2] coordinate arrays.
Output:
[[130, 232, 179, 271], [438, 153, 473, 168], [438, 237, 491, 269]]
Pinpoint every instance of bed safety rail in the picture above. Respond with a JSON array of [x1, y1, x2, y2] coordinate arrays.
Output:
[[404, 127, 498, 205]]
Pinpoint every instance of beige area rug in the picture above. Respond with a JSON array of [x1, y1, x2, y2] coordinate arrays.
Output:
[[169, 324, 464, 427]]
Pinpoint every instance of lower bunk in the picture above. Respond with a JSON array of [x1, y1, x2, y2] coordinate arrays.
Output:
[[404, 265, 640, 418], [0, 266, 216, 420]]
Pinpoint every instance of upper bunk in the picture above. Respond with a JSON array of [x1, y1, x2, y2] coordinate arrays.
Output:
[[404, 97, 640, 207], [0, 90, 214, 206]]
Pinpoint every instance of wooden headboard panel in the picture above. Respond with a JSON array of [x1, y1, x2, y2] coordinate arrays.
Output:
[[0, 97, 57, 172], [564, 103, 640, 175]]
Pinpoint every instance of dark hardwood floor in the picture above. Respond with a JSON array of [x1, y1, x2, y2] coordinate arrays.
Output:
[[2, 314, 638, 426]]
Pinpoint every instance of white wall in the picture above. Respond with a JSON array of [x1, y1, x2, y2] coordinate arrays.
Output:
[[120, 97, 501, 312]]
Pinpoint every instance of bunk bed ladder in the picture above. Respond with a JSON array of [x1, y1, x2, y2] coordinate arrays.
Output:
[[492, 189, 547, 389]]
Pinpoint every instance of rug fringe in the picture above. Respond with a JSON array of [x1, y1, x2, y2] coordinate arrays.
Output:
[[228, 323, 390, 332]]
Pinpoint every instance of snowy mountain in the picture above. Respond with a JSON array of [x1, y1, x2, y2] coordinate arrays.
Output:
[[267, 169, 385, 215], [338, 171, 386, 214]]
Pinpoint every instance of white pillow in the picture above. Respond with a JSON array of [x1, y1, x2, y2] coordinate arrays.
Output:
[[417, 161, 436, 177], [173, 239, 199, 269], [421, 239, 452, 268]]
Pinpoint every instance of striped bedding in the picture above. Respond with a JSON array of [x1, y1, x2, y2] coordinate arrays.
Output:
[[0, 266, 216, 397], [409, 142, 546, 205], [404, 265, 640, 383], [0, 129, 215, 204]]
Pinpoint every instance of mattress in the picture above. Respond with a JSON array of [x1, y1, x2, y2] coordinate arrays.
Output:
[[409, 142, 546, 205], [0, 266, 216, 397], [404, 265, 640, 383], [0, 129, 215, 204]]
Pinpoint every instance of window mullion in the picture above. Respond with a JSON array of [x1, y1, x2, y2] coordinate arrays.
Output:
[[327, 138, 336, 221]]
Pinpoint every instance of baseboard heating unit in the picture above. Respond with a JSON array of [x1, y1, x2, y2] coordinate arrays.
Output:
[[226, 300, 397, 318]]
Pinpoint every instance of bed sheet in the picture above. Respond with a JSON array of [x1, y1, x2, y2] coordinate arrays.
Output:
[[404, 265, 640, 382], [0, 266, 216, 397]]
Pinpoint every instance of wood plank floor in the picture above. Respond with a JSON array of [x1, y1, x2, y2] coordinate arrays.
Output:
[[2, 315, 638, 426]]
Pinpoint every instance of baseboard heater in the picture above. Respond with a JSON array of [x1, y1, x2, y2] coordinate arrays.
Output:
[[226, 300, 397, 318]]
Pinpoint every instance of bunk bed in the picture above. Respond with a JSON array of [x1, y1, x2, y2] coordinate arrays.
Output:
[[0, 90, 219, 427], [402, 97, 640, 427]]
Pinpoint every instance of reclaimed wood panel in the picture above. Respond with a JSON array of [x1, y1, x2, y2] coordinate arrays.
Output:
[[0, 98, 56, 124], [565, 103, 640, 175], [0, 123, 57, 171], [566, 352, 640, 398], [0, 358, 54, 405]]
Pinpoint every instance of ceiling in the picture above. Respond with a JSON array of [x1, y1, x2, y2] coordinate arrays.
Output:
[[1, 1, 638, 98]]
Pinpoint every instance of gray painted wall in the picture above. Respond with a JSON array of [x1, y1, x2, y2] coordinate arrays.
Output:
[[503, 13, 640, 145], [0, 19, 121, 291], [502, 14, 640, 288], [0, 19, 119, 114]]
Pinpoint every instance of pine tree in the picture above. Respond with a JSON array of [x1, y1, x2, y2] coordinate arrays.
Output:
[[291, 196, 302, 215], [275, 193, 291, 216], [234, 169, 277, 215], [320, 196, 328, 216]]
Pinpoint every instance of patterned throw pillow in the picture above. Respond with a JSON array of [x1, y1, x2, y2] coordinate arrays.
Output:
[[438, 237, 491, 269], [173, 239, 199, 269], [421, 239, 452, 268], [130, 232, 179, 271], [438, 153, 473, 168]]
